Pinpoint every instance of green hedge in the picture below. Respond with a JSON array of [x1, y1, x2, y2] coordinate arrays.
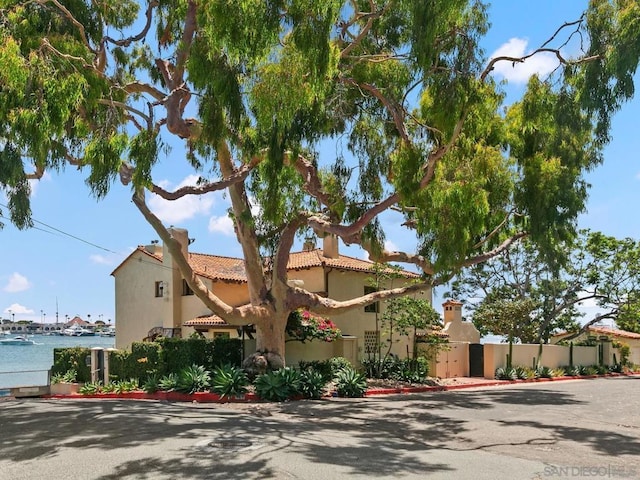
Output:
[[52, 347, 92, 382], [159, 337, 242, 373], [54, 337, 243, 383]]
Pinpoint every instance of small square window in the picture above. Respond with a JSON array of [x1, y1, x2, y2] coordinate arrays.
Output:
[[154, 281, 164, 298]]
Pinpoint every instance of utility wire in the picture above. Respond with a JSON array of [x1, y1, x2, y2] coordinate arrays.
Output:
[[0, 206, 118, 254], [0, 207, 180, 273]]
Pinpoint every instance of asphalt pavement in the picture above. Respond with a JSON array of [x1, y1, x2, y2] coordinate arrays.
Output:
[[0, 376, 638, 480]]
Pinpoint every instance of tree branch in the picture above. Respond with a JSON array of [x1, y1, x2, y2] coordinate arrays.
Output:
[[131, 188, 261, 324], [341, 78, 410, 142], [461, 232, 528, 268], [561, 309, 618, 342], [150, 156, 262, 200], [288, 281, 432, 316], [37, 0, 96, 53], [103, 1, 159, 48]]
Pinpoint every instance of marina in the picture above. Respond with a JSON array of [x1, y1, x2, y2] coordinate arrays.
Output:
[[0, 334, 115, 389]]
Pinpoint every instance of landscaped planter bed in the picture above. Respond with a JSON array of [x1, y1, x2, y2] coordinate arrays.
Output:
[[42, 373, 640, 403]]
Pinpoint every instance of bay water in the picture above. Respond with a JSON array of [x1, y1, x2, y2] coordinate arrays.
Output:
[[0, 335, 115, 388]]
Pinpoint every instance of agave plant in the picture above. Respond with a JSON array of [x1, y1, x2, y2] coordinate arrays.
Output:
[[535, 366, 553, 378], [177, 364, 211, 394], [254, 367, 301, 402], [101, 382, 118, 393], [495, 367, 517, 380], [300, 369, 326, 399], [515, 366, 534, 380], [334, 367, 367, 398], [158, 373, 179, 392], [254, 370, 290, 402], [142, 373, 161, 393], [114, 378, 140, 393], [563, 365, 581, 376], [79, 381, 103, 395], [210, 364, 249, 398]]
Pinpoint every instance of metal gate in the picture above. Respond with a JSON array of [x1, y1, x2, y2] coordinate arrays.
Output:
[[469, 343, 484, 377]]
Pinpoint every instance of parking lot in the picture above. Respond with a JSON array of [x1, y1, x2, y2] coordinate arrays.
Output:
[[0, 376, 638, 479]]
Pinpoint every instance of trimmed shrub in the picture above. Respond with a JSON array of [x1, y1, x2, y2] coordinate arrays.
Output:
[[52, 347, 91, 382], [299, 356, 353, 382], [158, 337, 242, 374]]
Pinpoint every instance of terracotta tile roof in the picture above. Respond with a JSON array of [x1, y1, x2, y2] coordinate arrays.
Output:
[[129, 246, 420, 283], [188, 253, 247, 282], [587, 326, 640, 340], [553, 325, 640, 340], [286, 249, 420, 278], [183, 314, 229, 327]]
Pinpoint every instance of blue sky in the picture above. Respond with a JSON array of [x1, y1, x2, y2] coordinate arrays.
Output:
[[1, 1, 638, 326]]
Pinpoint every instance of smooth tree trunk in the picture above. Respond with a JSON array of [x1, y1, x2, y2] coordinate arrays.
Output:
[[242, 312, 288, 375]]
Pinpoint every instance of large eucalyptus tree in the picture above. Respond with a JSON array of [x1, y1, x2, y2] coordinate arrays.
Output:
[[1, 1, 639, 364]]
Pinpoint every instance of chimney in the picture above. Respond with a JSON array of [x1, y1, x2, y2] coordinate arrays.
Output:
[[322, 234, 339, 259], [302, 236, 316, 251], [144, 240, 161, 255], [442, 299, 463, 325]]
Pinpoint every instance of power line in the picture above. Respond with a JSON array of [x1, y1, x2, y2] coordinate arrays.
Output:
[[0, 207, 180, 273], [0, 204, 117, 254]]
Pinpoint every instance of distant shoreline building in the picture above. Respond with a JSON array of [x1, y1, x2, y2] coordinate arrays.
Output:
[[0, 315, 105, 334]]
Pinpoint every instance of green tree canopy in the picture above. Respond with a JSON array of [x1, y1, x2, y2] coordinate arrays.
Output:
[[2, 1, 640, 363], [449, 231, 640, 343]]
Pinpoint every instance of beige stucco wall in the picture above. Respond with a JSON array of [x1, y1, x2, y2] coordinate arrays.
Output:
[[326, 269, 432, 363], [483, 343, 602, 378], [552, 332, 640, 366], [114, 250, 170, 350], [288, 267, 326, 294], [114, 252, 250, 349]]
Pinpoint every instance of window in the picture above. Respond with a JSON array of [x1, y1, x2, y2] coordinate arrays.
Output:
[[182, 279, 194, 296], [364, 286, 379, 313], [154, 281, 164, 298], [364, 330, 380, 355], [213, 332, 230, 339]]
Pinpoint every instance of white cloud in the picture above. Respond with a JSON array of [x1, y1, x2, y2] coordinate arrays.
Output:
[[577, 296, 599, 309], [208, 215, 235, 236], [489, 38, 557, 84], [384, 240, 399, 252], [3, 303, 34, 315], [148, 175, 216, 223], [3, 272, 31, 292]]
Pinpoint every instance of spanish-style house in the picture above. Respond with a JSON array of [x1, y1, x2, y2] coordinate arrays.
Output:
[[552, 325, 640, 365], [111, 228, 431, 366]]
